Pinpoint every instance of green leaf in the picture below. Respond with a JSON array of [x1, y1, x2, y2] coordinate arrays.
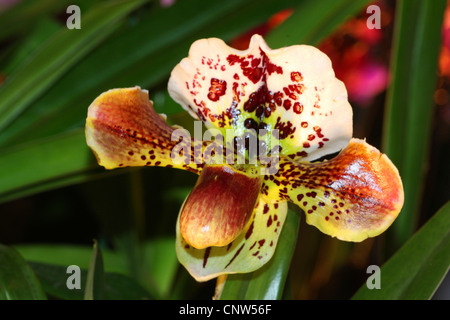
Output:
[[143, 237, 179, 298], [84, 239, 105, 300], [220, 207, 300, 300], [15, 241, 168, 299], [28, 261, 154, 300], [352, 201, 450, 300], [0, 0, 299, 148], [0, 0, 148, 132], [382, 0, 447, 247], [265, 0, 371, 47], [0, 0, 70, 42], [1, 17, 61, 75], [14, 243, 129, 275], [0, 244, 47, 300], [80, 170, 151, 293], [0, 129, 98, 204]]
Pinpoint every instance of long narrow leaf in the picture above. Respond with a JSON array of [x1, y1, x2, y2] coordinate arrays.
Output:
[[1, 18, 61, 74], [382, 0, 446, 247], [0, 129, 97, 203], [352, 201, 450, 300], [0, 0, 298, 148], [0, 0, 147, 132], [29, 261, 154, 300], [0, 244, 47, 300], [265, 0, 370, 47], [84, 240, 105, 300], [0, 0, 249, 146], [0, 0, 69, 41], [15, 243, 128, 274]]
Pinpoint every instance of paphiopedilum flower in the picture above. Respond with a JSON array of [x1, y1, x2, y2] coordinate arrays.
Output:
[[85, 35, 404, 282]]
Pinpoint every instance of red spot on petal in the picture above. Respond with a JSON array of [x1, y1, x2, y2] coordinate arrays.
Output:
[[225, 244, 245, 268], [293, 102, 303, 114], [245, 221, 254, 239], [262, 49, 283, 75], [283, 99, 292, 110], [251, 58, 261, 68], [267, 215, 273, 227], [289, 84, 304, 94], [290, 71, 303, 82], [258, 239, 265, 248], [207, 78, 227, 102], [270, 91, 283, 106], [202, 247, 211, 268]]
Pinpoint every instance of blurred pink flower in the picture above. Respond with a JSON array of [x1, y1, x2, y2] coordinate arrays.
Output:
[[160, 0, 176, 8], [439, 2, 450, 77], [344, 60, 389, 106], [318, 8, 391, 107], [0, 0, 20, 13]]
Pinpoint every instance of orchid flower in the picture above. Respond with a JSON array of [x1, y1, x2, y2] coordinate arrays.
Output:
[[85, 34, 404, 282]]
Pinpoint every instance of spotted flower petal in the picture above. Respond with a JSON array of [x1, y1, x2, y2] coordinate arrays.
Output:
[[86, 87, 203, 173], [261, 138, 404, 242], [168, 34, 352, 162], [176, 197, 288, 282]]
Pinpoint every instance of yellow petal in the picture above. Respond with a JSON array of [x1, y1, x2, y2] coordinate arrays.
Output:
[[262, 138, 404, 242], [85, 87, 202, 173]]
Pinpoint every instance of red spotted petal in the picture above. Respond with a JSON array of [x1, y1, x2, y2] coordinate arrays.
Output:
[[168, 34, 352, 162], [262, 138, 404, 241], [86, 87, 203, 173]]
